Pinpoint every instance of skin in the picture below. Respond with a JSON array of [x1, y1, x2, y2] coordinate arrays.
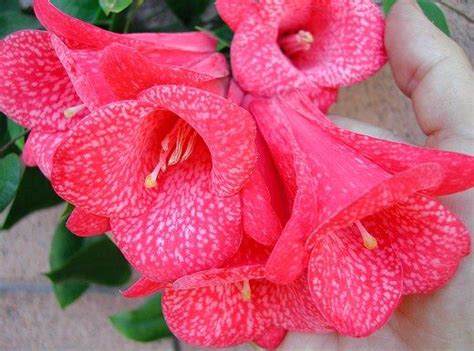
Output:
[[279, 0, 474, 350]]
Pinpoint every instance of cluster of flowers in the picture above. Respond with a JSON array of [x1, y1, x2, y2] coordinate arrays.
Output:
[[1, 0, 473, 348]]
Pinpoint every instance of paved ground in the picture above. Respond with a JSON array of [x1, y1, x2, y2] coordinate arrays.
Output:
[[0, 1, 472, 350]]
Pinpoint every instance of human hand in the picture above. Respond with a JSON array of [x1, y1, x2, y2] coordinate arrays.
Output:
[[279, 0, 474, 349]]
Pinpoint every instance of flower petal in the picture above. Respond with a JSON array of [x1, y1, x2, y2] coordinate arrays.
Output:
[[99, 44, 227, 101], [111, 145, 242, 283], [50, 35, 115, 111], [0, 30, 84, 131], [377, 194, 470, 294], [66, 208, 110, 237], [52, 100, 162, 217], [241, 170, 282, 246], [308, 225, 403, 337], [254, 327, 287, 350], [140, 85, 257, 196], [231, 16, 315, 97], [34, 0, 217, 51], [310, 163, 445, 243], [321, 125, 474, 196], [294, 0, 387, 87], [22, 131, 66, 178], [122, 276, 166, 298], [173, 266, 265, 290], [162, 281, 271, 348]]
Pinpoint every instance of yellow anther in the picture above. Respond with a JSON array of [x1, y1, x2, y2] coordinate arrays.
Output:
[[144, 174, 157, 189], [241, 280, 252, 302], [298, 30, 314, 45], [64, 104, 86, 118], [355, 220, 378, 250]]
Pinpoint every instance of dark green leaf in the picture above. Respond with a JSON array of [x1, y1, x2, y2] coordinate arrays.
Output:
[[0, 154, 21, 212], [0, 11, 39, 38], [165, 0, 210, 26], [213, 25, 233, 51], [99, 0, 134, 16], [2, 167, 63, 230], [110, 294, 172, 342], [49, 213, 89, 308], [52, 0, 103, 22], [7, 120, 25, 150], [46, 235, 131, 286], [383, 0, 450, 36], [417, 0, 450, 36]]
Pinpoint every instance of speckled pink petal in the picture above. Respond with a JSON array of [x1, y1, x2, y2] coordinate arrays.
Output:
[[320, 123, 474, 196], [22, 131, 66, 178], [99, 44, 227, 100], [66, 208, 110, 237], [308, 163, 445, 244], [293, 0, 387, 87], [162, 280, 272, 348], [34, 0, 217, 51], [308, 226, 403, 337], [254, 327, 287, 350], [241, 170, 282, 246], [231, 16, 315, 98], [122, 276, 167, 298], [215, 0, 257, 30], [140, 85, 257, 196], [164, 272, 330, 348], [0, 30, 84, 131], [376, 195, 470, 294], [173, 265, 265, 290], [51, 101, 164, 217], [50, 35, 115, 111], [111, 144, 242, 283]]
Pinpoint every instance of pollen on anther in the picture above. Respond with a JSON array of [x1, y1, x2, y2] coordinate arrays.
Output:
[[241, 280, 252, 302], [355, 220, 378, 250], [144, 174, 157, 189]]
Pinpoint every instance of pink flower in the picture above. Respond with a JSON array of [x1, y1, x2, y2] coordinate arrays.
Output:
[[49, 74, 265, 282], [216, 0, 386, 111], [0, 0, 224, 234], [123, 237, 331, 349], [250, 93, 474, 336]]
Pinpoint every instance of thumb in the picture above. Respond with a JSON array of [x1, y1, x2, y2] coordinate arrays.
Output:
[[385, 0, 474, 154]]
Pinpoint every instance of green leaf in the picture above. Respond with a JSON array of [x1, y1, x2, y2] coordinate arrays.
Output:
[[417, 0, 450, 36], [0, 154, 21, 212], [49, 213, 89, 308], [165, 0, 210, 26], [0, 11, 39, 38], [7, 120, 25, 150], [2, 167, 63, 230], [52, 0, 102, 22], [383, 0, 450, 36], [46, 235, 131, 286], [109, 294, 173, 342], [99, 0, 134, 16]]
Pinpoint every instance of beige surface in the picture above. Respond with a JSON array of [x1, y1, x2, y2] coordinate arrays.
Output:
[[0, 2, 472, 350]]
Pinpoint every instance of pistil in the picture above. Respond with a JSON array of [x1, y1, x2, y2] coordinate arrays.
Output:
[[144, 119, 197, 189], [279, 30, 314, 56], [355, 220, 378, 250]]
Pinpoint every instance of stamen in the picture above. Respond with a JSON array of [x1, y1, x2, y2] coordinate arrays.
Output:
[[241, 280, 252, 302], [144, 119, 197, 188], [64, 104, 86, 118], [279, 30, 314, 56], [355, 220, 378, 250]]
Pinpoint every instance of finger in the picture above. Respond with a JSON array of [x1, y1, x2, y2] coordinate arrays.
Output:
[[385, 0, 474, 153], [329, 115, 407, 142]]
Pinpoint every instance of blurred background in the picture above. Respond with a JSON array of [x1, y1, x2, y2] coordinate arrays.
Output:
[[0, 0, 472, 350]]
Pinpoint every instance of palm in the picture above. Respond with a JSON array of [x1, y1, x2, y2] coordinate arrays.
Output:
[[280, 121, 474, 351]]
